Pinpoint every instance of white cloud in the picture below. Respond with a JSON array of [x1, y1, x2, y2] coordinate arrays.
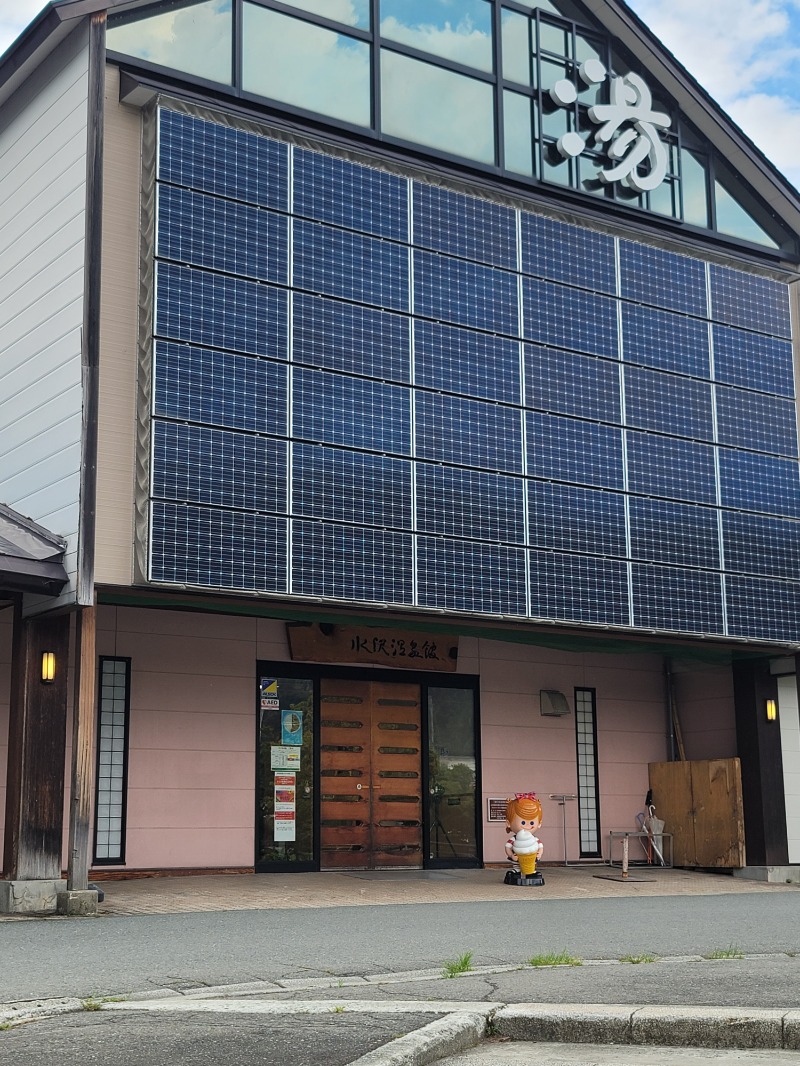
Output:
[[627, 0, 800, 187], [0, 0, 48, 57]]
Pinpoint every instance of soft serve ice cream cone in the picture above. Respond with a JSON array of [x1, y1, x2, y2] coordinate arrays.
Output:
[[513, 828, 539, 876]]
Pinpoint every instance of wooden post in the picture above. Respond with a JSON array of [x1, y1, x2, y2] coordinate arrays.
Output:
[[621, 835, 629, 880], [2, 612, 70, 880], [67, 606, 97, 892]]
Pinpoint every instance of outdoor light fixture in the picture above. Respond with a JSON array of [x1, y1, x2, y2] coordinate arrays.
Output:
[[41, 651, 56, 684], [766, 698, 778, 722]]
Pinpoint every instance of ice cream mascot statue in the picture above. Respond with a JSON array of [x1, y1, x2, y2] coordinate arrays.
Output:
[[503, 792, 545, 887]]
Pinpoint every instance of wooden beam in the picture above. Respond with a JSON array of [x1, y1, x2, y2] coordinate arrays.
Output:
[[66, 606, 97, 891], [2, 612, 70, 880]]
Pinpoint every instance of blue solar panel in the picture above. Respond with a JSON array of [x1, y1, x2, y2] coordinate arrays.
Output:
[[718, 449, 800, 518], [158, 109, 288, 211], [417, 537, 527, 615], [294, 148, 408, 241], [529, 551, 629, 626], [622, 303, 710, 379], [716, 387, 798, 457], [156, 263, 288, 358], [723, 512, 800, 580], [292, 444, 412, 529], [624, 367, 713, 440], [709, 265, 792, 339], [157, 185, 288, 284], [148, 110, 800, 640], [713, 325, 795, 398], [412, 183, 516, 269], [293, 368, 411, 454], [629, 498, 720, 569], [525, 346, 621, 422], [416, 394, 522, 473], [522, 278, 618, 358], [619, 241, 707, 316], [294, 219, 409, 310], [632, 565, 723, 633], [527, 413, 624, 489], [291, 521, 414, 603], [416, 465, 526, 544], [726, 575, 800, 642], [152, 422, 287, 512], [520, 213, 616, 294], [151, 502, 288, 591], [415, 321, 521, 403], [414, 250, 517, 334], [154, 341, 288, 434], [293, 294, 410, 383], [626, 432, 716, 504], [528, 482, 626, 557]]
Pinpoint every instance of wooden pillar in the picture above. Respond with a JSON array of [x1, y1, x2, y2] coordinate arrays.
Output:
[[66, 606, 97, 891], [3, 612, 70, 880], [732, 659, 789, 867]]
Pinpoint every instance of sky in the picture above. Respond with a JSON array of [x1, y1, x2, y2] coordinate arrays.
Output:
[[0, 0, 799, 188]]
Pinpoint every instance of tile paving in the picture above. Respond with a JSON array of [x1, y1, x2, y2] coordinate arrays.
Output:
[[93, 865, 792, 916]]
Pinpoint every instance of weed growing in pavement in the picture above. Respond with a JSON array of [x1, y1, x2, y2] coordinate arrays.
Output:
[[0, 1022, 11, 1031], [81, 999, 103, 1011], [704, 945, 744, 960], [442, 950, 474, 978], [528, 950, 582, 968], [331, 1005, 346, 1013], [620, 953, 658, 964]]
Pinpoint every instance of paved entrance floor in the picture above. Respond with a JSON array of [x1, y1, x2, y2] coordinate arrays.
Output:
[[91, 865, 793, 917]]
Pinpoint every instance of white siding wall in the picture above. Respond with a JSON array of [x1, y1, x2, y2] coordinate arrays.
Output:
[[777, 675, 800, 864], [0, 26, 90, 606]]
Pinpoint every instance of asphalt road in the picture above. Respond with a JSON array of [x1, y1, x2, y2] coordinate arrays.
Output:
[[2, 893, 800, 1003], [0, 1009, 431, 1066]]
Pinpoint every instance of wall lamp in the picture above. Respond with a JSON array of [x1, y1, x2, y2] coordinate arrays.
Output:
[[41, 651, 56, 684], [766, 698, 778, 723]]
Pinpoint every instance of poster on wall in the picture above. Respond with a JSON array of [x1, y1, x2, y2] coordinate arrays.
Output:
[[260, 678, 280, 711], [274, 771, 296, 808], [270, 745, 301, 770], [281, 709, 303, 746], [274, 809, 296, 841]]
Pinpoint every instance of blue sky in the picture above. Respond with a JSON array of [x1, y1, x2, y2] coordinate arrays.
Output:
[[1, 0, 799, 187]]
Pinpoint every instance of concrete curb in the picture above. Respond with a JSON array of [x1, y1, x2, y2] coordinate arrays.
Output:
[[493, 1004, 800, 1051], [0, 998, 84, 1028], [346, 1010, 491, 1066]]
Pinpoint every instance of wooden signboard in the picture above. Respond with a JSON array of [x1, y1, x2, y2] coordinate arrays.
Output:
[[287, 623, 458, 672]]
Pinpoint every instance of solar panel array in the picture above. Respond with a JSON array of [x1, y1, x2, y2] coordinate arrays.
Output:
[[150, 108, 800, 641]]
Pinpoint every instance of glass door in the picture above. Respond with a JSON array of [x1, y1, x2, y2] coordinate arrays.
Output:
[[426, 686, 480, 866], [256, 674, 315, 871]]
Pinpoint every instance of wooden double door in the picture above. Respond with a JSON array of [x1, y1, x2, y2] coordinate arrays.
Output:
[[320, 678, 423, 869]]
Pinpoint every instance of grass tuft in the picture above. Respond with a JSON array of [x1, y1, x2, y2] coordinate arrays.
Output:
[[620, 953, 658, 964], [528, 950, 582, 968], [704, 945, 744, 960], [442, 950, 474, 978]]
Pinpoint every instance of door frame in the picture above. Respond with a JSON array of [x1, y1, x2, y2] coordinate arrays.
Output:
[[255, 661, 482, 872]]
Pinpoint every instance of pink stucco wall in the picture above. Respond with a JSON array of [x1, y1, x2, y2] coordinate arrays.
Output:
[[475, 639, 669, 863], [673, 661, 737, 760], [0, 603, 738, 874], [95, 605, 286, 870]]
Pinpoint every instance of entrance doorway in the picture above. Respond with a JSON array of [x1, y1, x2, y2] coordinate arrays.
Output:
[[320, 678, 422, 869]]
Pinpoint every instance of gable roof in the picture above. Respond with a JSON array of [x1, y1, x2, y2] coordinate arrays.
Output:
[[0, 504, 69, 595], [1, 0, 799, 239]]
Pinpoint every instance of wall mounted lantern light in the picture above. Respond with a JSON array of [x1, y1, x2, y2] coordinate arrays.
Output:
[[766, 698, 778, 722], [41, 651, 56, 684]]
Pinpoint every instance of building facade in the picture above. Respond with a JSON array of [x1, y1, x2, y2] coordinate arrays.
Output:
[[1, 0, 799, 907]]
